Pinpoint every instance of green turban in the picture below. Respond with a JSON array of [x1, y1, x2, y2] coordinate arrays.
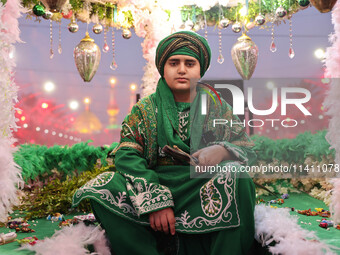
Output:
[[155, 31, 211, 77]]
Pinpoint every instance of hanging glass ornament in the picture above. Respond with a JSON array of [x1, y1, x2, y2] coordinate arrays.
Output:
[[42, 11, 53, 20], [74, 32, 101, 82], [298, 0, 310, 7], [33, 4, 45, 16], [219, 18, 230, 29], [255, 14, 265, 25], [310, 0, 337, 13], [276, 6, 287, 18], [68, 19, 79, 33], [92, 24, 103, 34], [232, 22, 242, 33], [62, 10, 73, 19], [231, 33, 258, 80], [40, 0, 67, 13], [122, 29, 132, 39]]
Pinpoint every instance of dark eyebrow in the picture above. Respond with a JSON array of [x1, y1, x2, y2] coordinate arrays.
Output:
[[167, 58, 197, 62]]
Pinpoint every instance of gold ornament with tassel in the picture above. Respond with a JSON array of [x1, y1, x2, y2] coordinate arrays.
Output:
[[74, 32, 101, 82], [40, 0, 67, 13], [231, 33, 258, 80], [310, 0, 337, 13]]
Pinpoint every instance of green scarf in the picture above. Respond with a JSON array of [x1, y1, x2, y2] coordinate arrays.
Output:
[[155, 79, 206, 154]]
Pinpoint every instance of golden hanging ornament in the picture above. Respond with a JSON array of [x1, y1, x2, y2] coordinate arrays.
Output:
[[309, 0, 337, 13], [40, 0, 67, 13], [74, 32, 101, 82], [231, 33, 258, 80]]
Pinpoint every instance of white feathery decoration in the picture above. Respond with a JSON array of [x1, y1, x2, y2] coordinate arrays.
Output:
[[0, 0, 24, 222], [0, 139, 22, 222], [254, 204, 336, 255], [20, 223, 110, 255], [140, 6, 172, 97], [330, 178, 340, 224], [324, 0, 340, 223]]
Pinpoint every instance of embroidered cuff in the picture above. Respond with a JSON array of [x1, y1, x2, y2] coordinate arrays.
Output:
[[126, 183, 174, 216], [111, 142, 144, 156]]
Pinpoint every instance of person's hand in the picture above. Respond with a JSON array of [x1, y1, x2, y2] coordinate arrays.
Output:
[[192, 145, 235, 166], [149, 208, 176, 235]]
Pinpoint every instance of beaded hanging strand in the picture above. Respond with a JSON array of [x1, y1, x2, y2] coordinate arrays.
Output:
[[102, 6, 109, 53], [103, 25, 109, 52], [217, 4, 224, 64], [288, 0, 295, 59], [288, 18, 294, 58], [58, 21, 62, 54], [270, 1, 277, 53], [270, 23, 277, 52], [110, 7, 117, 70], [49, 20, 53, 59]]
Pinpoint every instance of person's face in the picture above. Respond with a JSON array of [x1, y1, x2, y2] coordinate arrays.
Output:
[[163, 55, 201, 95]]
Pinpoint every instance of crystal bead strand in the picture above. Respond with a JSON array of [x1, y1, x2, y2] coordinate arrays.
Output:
[[58, 21, 62, 54], [49, 20, 54, 59]]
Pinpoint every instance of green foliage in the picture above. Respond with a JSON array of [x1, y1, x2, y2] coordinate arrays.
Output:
[[251, 130, 334, 164], [19, 165, 115, 219], [21, 0, 301, 28], [14, 141, 118, 182]]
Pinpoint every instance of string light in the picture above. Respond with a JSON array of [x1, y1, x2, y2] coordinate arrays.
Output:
[[314, 48, 325, 59], [44, 81, 56, 92], [130, 83, 137, 91], [41, 103, 49, 109], [110, 77, 116, 85], [69, 100, 79, 110]]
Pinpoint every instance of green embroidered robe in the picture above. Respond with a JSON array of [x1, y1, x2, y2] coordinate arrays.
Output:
[[72, 91, 256, 233]]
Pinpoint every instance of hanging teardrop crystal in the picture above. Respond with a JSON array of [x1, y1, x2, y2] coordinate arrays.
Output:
[[289, 47, 295, 59], [217, 53, 224, 64], [270, 41, 277, 53], [58, 45, 62, 54], [110, 60, 118, 70], [103, 43, 109, 53], [50, 48, 54, 59]]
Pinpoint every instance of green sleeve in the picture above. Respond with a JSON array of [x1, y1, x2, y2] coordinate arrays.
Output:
[[113, 105, 174, 216], [209, 101, 257, 166]]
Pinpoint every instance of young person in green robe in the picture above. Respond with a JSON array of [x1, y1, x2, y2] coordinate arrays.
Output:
[[72, 31, 257, 255]]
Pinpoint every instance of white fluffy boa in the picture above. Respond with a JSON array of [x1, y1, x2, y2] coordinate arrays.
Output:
[[255, 204, 337, 255]]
